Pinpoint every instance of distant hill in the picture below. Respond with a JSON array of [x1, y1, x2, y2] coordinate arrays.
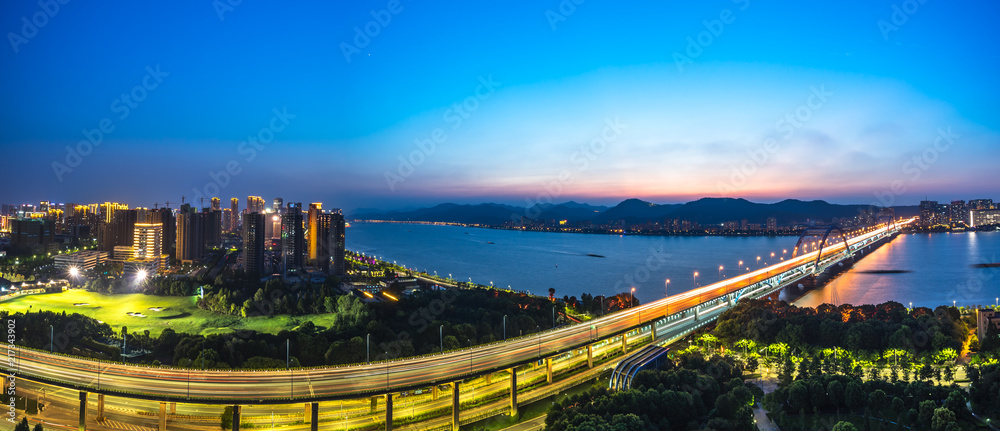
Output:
[[351, 198, 902, 226]]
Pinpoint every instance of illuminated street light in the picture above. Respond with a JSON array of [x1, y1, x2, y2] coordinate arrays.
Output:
[[69, 267, 79, 277], [137, 269, 147, 280], [693, 272, 699, 288], [718, 266, 723, 281], [630, 287, 635, 307], [664, 279, 670, 298]]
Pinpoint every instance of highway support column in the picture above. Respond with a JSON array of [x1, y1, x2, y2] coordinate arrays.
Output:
[[170, 402, 176, 414], [621, 334, 628, 354], [370, 396, 378, 412], [587, 345, 593, 368], [545, 357, 553, 384], [694, 306, 700, 321], [486, 372, 493, 385], [432, 385, 439, 400], [303, 403, 310, 426], [78, 391, 87, 431], [158, 402, 166, 431], [96, 393, 105, 421], [651, 322, 658, 341], [451, 382, 460, 431], [231, 405, 241, 431], [310, 402, 319, 431], [385, 394, 393, 431], [509, 369, 518, 417]]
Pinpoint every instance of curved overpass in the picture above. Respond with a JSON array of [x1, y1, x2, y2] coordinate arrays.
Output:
[[11, 219, 912, 404]]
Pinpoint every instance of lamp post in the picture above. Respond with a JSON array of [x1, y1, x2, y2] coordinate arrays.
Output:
[[503, 315, 507, 341], [440, 325, 444, 354], [718, 266, 723, 281], [693, 272, 698, 288], [756, 256, 761, 270], [664, 279, 670, 298], [738, 261, 744, 274], [367, 333, 371, 364], [630, 287, 635, 308]]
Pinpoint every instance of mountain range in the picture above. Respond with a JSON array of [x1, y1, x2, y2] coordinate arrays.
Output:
[[351, 198, 919, 227]]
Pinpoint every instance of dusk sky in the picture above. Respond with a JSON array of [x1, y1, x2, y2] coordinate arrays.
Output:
[[2, 1, 998, 211]]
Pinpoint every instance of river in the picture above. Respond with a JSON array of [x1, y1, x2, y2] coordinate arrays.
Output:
[[346, 222, 1000, 308]]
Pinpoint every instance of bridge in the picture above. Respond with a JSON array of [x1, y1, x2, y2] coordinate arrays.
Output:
[[11, 218, 913, 430]]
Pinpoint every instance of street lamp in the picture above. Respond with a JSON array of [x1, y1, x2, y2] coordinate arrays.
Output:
[[718, 266, 723, 281], [664, 279, 670, 298], [440, 325, 444, 354], [503, 315, 507, 341], [738, 261, 744, 274], [69, 267, 79, 277], [693, 272, 698, 288], [756, 256, 760, 270], [630, 287, 635, 308]]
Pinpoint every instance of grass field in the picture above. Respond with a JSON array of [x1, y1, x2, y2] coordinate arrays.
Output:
[[3, 289, 340, 337]]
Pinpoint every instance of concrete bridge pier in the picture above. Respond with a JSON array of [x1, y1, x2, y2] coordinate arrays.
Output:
[[78, 391, 87, 431], [370, 396, 379, 412], [486, 372, 493, 385], [304, 402, 319, 430], [231, 405, 241, 431], [158, 402, 166, 431], [694, 306, 701, 321], [545, 357, 553, 384], [432, 385, 439, 400], [385, 394, 393, 431], [451, 382, 461, 431], [587, 345, 593, 368], [621, 334, 628, 354], [96, 393, 105, 421], [509, 369, 518, 417], [651, 322, 658, 341], [170, 402, 176, 414]]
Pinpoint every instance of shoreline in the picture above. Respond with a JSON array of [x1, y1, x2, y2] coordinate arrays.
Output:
[[352, 219, 802, 238]]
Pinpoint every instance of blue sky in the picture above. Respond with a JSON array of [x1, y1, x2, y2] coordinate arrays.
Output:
[[1, 0, 998, 210]]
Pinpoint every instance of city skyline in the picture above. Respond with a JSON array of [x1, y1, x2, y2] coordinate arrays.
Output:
[[3, 1, 999, 210]]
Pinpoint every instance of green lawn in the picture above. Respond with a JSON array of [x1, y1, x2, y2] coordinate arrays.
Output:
[[3, 289, 340, 337]]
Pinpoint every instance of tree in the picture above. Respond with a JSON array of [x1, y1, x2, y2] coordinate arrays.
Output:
[[14, 418, 29, 431], [33, 423, 43, 431], [891, 397, 905, 421], [845, 381, 866, 411], [918, 400, 936, 427], [827, 380, 844, 413], [831, 421, 858, 431], [868, 389, 888, 417], [221, 406, 234, 429], [931, 407, 957, 431]]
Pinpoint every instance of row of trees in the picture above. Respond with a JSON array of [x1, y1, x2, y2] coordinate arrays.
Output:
[[546, 352, 757, 431], [714, 299, 967, 357]]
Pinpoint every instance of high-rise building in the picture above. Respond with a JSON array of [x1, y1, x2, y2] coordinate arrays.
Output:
[[308, 203, 325, 263], [210, 197, 221, 211], [950, 200, 969, 225], [766, 217, 777, 231], [971, 209, 1000, 228], [281, 203, 304, 273], [328, 210, 346, 276], [146, 208, 176, 262], [247, 196, 265, 215], [919, 201, 938, 226], [10, 218, 54, 254], [98, 202, 129, 223], [99, 209, 139, 252], [241, 212, 266, 277], [969, 199, 995, 211], [204, 209, 222, 248], [177, 205, 205, 264], [130, 222, 166, 273], [273, 198, 283, 214], [230, 198, 239, 231]]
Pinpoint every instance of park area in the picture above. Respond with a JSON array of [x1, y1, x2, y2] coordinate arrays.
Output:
[[2, 289, 339, 337]]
